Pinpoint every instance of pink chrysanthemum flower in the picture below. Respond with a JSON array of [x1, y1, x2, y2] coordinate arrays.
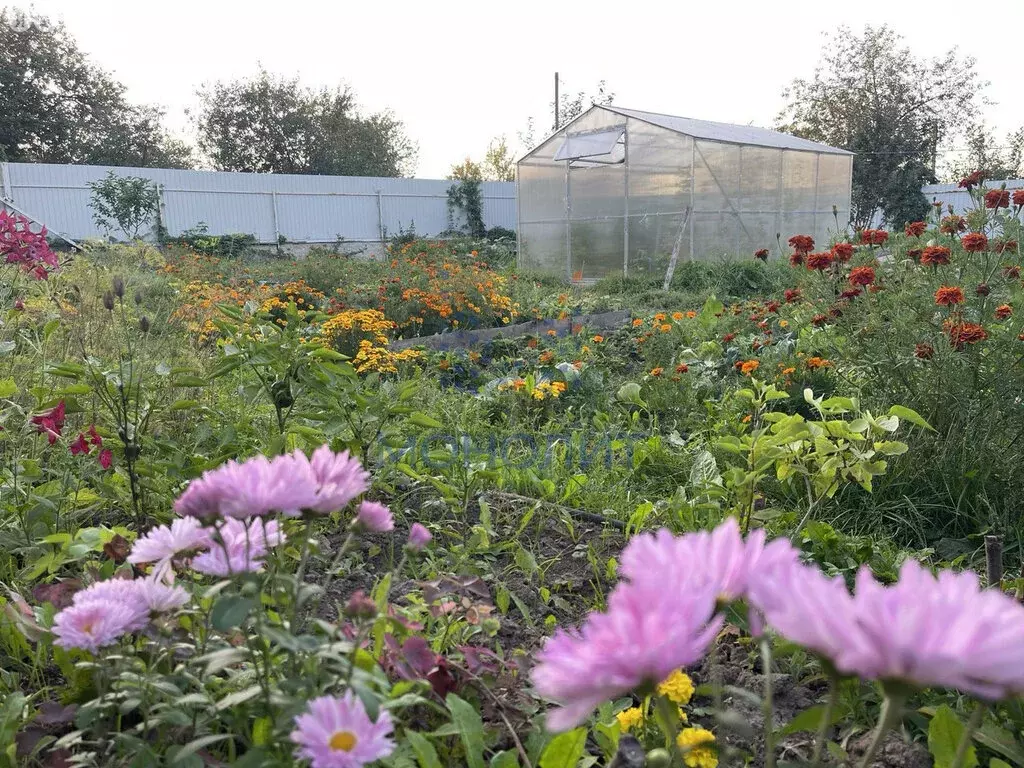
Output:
[[291, 692, 395, 768], [407, 523, 432, 551], [531, 579, 721, 731], [306, 445, 370, 513], [128, 517, 212, 583], [71, 579, 149, 630], [174, 453, 319, 519], [52, 600, 145, 653], [134, 578, 190, 614], [839, 560, 1024, 699], [355, 501, 394, 533], [191, 518, 286, 577]]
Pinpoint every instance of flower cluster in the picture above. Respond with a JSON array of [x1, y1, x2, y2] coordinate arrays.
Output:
[[0, 210, 59, 280]]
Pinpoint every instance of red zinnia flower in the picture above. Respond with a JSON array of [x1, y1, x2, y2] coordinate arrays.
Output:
[[723, 333, 736, 342], [806, 251, 834, 271], [783, 288, 801, 303], [995, 304, 1013, 320], [675, 364, 689, 373], [788, 235, 814, 254], [99, 449, 113, 469], [754, 248, 769, 261], [1013, 189, 1024, 208], [920, 245, 951, 266], [915, 342, 934, 360], [985, 189, 1010, 209], [840, 288, 862, 300], [908, 248, 922, 260], [904, 221, 927, 237], [831, 242, 854, 262], [940, 216, 967, 235], [935, 286, 965, 306], [789, 251, 805, 267], [945, 321, 988, 349], [849, 266, 876, 286], [30, 401, 66, 445], [859, 229, 889, 246], [1002, 265, 1021, 279], [958, 170, 984, 189], [765, 301, 780, 313], [962, 232, 988, 253], [69, 433, 90, 456], [811, 314, 828, 326]]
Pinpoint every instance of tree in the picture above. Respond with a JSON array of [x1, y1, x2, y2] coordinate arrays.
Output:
[[447, 136, 515, 182], [193, 70, 417, 177], [777, 25, 986, 228], [0, 8, 192, 167], [448, 158, 483, 181], [87, 171, 160, 240], [942, 122, 1024, 183], [519, 79, 615, 150]]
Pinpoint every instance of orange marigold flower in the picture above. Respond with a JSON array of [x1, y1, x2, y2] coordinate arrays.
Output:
[[781, 366, 796, 375], [935, 286, 965, 306], [915, 342, 934, 360], [945, 321, 988, 349], [788, 235, 814, 254], [672, 312, 684, 321], [685, 311, 697, 319], [650, 367, 664, 377], [1003, 265, 1022, 279], [675, 364, 689, 373], [849, 266, 875, 286], [632, 318, 644, 327], [539, 350, 555, 364], [654, 313, 667, 322], [806, 251, 834, 271], [739, 359, 760, 376], [546, 329, 557, 337], [920, 245, 951, 266], [438, 360, 451, 370], [940, 215, 967, 235], [831, 242, 854, 262], [962, 232, 988, 253], [1013, 189, 1024, 208], [659, 323, 672, 332], [526, 338, 538, 349], [754, 248, 769, 261], [783, 288, 801, 303], [592, 335, 604, 343], [859, 228, 889, 246], [995, 304, 1013, 320], [722, 332, 736, 342], [806, 356, 832, 369], [904, 221, 927, 237], [985, 189, 1010, 209]]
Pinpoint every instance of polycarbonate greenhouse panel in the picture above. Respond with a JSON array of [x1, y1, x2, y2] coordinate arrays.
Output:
[[554, 128, 625, 162]]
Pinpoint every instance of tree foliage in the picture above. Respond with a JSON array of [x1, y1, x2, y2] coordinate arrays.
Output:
[[87, 171, 160, 241], [519, 79, 615, 150], [777, 25, 985, 228], [447, 136, 516, 182], [193, 70, 417, 177], [942, 122, 1024, 183], [0, 8, 192, 168]]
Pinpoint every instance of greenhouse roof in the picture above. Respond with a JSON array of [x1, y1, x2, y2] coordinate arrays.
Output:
[[601, 106, 853, 156]]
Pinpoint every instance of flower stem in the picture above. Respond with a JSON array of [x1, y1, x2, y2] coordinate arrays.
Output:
[[810, 673, 840, 768], [857, 692, 906, 768], [653, 693, 681, 753], [761, 638, 777, 768], [951, 702, 985, 768]]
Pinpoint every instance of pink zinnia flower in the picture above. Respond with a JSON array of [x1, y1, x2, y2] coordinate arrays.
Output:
[[355, 501, 393, 533], [407, 523, 432, 551], [306, 445, 370, 513], [51, 600, 144, 653], [31, 401, 66, 444], [531, 579, 721, 731], [838, 560, 1024, 699], [290, 692, 395, 768], [174, 453, 319, 519], [128, 517, 212, 583]]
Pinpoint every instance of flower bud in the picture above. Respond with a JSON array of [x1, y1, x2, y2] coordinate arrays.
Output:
[[407, 523, 432, 551], [139, 316, 151, 333], [976, 283, 991, 297], [13, 299, 24, 311], [102, 291, 115, 311], [343, 590, 377, 620], [134, 289, 144, 305], [112, 276, 125, 298]]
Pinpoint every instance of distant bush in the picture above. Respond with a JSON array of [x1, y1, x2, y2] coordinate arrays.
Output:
[[167, 223, 258, 257]]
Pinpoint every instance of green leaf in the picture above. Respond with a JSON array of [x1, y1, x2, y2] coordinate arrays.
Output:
[[781, 703, 841, 735], [490, 750, 521, 768], [0, 377, 16, 398], [409, 412, 444, 429], [210, 596, 255, 631], [172, 734, 232, 763], [216, 685, 261, 711], [406, 731, 443, 768], [171, 375, 207, 387], [446, 694, 487, 768], [990, 760, 1012, 768], [616, 382, 646, 407], [929, 705, 978, 768], [888, 404, 935, 432], [538, 728, 587, 768], [251, 716, 272, 746]]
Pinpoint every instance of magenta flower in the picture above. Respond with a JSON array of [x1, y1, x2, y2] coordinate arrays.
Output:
[[306, 445, 370, 513], [531, 578, 721, 731], [129, 517, 212, 582], [98, 449, 113, 469], [69, 433, 90, 456], [291, 692, 395, 768], [838, 560, 1024, 699], [407, 523, 432, 551], [51, 601, 145, 653], [174, 452, 319, 519], [191, 518, 286, 577], [355, 501, 393, 533], [30, 401, 66, 444]]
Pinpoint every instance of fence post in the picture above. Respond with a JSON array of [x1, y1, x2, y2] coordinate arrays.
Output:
[[376, 191, 385, 246], [156, 184, 167, 244], [0, 162, 9, 201], [271, 190, 281, 245]]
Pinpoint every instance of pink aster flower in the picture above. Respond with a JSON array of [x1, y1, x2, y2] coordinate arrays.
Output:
[[531, 578, 721, 731], [52, 600, 145, 653], [407, 523, 432, 551], [839, 560, 1024, 699], [191, 518, 286, 577], [306, 445, 370, 513], [128, 517, 212, 583], [174, 452, 319, 519], [71, 579, 148, 630], [134, 578, 190, 613], [355, 501, 393, 533], [291, 692, 395, 768]]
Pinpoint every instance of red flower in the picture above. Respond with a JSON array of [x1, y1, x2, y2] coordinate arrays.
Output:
[[87, 425, 102, 446], [789, 251, 805, 267], [806, 251, 834, 271], [783, 288, 801, 303], [840, 288, 862, 300], [958, 170, 984, 189], [69, 433, 90, 456], [1002, 265, 1021, 279], [945, 321, 988, 349], [907, 248, 922, 260], [934, 286, 965, 306], [859, 229, 889, 246], [788, 235, 814, 254], [849, 266, 876, 286], [993, 239, 1018, 254], [920, 245, 951, 266], [723, 333, 736, 342], [811, 314, 828, 326], [13, 299, 24, 310], [995, 304, 1013, 320], [940, 215, 967, 235], [915, 342, 934, 360], [985, 189, 1010, 209], [904, 221, 927, 237], [831, 242, 854, 262], [976, 283, 991, 296], [1013, 189, 1024, 208], [675, 364, 689, 373], [765, 300, 781, 313], [99, 449, 113, 470], [962, 232, 988, 253], [30, 401, 66, 444], [754, 248, 769, 261]]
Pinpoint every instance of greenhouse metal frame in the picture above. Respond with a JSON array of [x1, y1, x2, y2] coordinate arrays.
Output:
[[516, 105, 853, 281]]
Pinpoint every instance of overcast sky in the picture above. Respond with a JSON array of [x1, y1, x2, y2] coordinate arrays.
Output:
[[23, 0, 1024, 178]]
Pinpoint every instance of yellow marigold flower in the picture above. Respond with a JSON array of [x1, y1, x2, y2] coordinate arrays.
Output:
[[532, 388, 546, 401], [782, 367, 796, 375], [658, 670, 695, 705], [676, 727, 717, 768], [740, 360, 759, 376], [779, 319, 789, 328], [616, 707, 644, 732], [650, 367, 664, 377], [582, 345, 591, 353], [805, 356, 832, 369], [672, 312, 684, 321], [550, 381, 567, 395], [592, 335, 604, 343]]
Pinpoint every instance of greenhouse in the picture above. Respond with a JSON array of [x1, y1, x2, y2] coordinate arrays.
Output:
[[516, 105, 853, 281]]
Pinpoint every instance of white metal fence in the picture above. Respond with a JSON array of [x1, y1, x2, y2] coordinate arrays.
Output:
[[920, 180, 1024, 211], [0, 162, 517, 246]]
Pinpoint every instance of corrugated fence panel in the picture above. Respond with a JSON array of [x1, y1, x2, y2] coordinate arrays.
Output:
[[0, 162, 517, 244], [920, 180, 1024, 213]]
